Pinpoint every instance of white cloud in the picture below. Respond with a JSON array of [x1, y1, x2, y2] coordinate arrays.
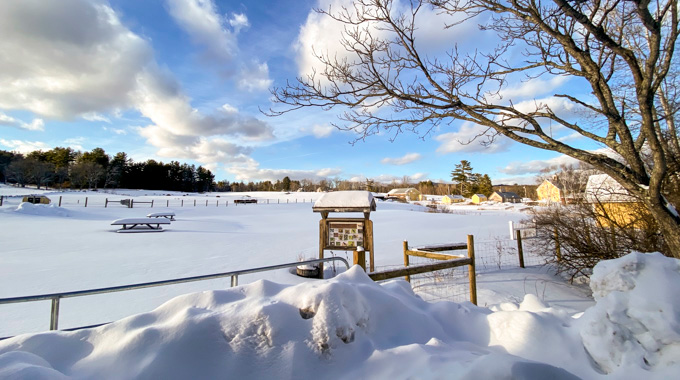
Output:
[[226, 157, 342, 182], [499, 148, 619, 176], [435, 122, 512, 154], [497, 76, 569, 100], [499, 155, 581, 176], [409, 172, 428, 181], [0, 139, 50, 153], [0, 112, 44, 131], [81, 112, 111, 123], [221, 103, 238, 113], [295, 0, 479, 80], [165, 0, 236, 62], [305, 124, 335, 138], [0, 0, 274, 170], [102, 126, 127, 135], [229, 13, 249, 33], [381, 153, 422, 165], [238, 61, 273, 92]]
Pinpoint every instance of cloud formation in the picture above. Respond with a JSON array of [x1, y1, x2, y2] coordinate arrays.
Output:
[[0, 0, 274, 171], [165, 0, 236, 62], [0, 112, 44, 131], [435, 122, 512, 154], [0, 139, 50, 153], [226, 157, 342, 182], [381, 153, 422, 165]]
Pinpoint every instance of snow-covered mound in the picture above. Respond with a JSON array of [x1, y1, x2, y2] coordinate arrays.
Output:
[[0, 253, 678, 379], [14, 202, 70, 217], [579, 252, 680, 375]]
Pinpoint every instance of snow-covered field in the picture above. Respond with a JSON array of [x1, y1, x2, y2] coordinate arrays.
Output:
[[1, 185, 678, 378]]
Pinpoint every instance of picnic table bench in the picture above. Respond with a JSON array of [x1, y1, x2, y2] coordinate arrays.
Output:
[[147, 212, 176, 221], [111, 218, 170, 233]]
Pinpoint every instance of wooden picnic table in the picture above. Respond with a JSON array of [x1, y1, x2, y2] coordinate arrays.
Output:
[[147, 212, 176, 221], [111, 218, 170, 233]]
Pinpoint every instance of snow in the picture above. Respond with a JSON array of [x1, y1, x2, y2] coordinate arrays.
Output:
[[585, 174, 637, 203], [313, 190, 374, 209], [1, 185, 678, 378], [0, 254, 677, 379], [578, 252, 680, 375]]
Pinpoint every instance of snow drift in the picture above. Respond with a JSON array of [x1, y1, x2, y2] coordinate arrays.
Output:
[[14, 202, 70, 217], [1, 253, 679, 379]]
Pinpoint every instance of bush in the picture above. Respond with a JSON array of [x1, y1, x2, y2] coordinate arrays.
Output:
[[526, 201, 666, 281]]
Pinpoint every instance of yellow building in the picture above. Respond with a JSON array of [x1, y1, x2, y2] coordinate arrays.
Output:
[[22, 195, 51, 204], [387, 188, 422, 201], [441, 195, 465, 204], [471, 194, 487, 204], [585, 174, 650, 228], [537, 179, 564, 204]]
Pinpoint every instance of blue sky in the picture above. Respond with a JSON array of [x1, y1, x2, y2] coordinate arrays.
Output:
[[0, 0, 593, 185]]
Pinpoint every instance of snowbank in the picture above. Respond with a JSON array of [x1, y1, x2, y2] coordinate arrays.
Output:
[[14, 202, 70, 217], [0, 250, 677, 378], [579, 252, 680, 376]]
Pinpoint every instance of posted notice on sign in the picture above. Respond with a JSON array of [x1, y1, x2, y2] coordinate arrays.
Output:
[[329, 221, 364, 248]]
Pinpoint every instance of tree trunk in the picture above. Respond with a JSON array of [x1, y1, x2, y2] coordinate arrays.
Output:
[[646, 198, 680, 259]]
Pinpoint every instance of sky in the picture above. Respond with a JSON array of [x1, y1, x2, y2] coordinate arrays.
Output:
[[0, 0, 596, 185]]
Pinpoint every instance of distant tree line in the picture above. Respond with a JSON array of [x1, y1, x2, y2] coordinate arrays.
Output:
[[0, 147, 214, 192], [1, 149, 501, 197]]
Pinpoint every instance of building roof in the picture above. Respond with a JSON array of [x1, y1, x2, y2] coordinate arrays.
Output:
[[493, 191, 521, 199], [445, 194, 465, 200], [540, 179, 564, 190], [473, 194, 487, 198], [313, 191, 377, 213], [387, 188, 420, 195], [585, 174, 636, 203]]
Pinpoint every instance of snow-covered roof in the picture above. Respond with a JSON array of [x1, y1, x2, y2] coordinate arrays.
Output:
[[585, 174, 637, 203], [313, 191, 376, 213], [387, 188, 419, 195], [493, 191, 521, 199]]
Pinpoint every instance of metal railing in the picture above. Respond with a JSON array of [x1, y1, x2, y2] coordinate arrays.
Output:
[[0, 257, 350, 334]]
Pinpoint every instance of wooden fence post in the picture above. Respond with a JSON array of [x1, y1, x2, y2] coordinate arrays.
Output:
[[167, 200, 169, 207], [130, 199, 134, 208], [554, 227, 562, 262], [59, 196, 62, 207], [403, 240, 411, 282], [194, 200, 196, 207], [181, 199, 184, 207], [216, 200, 219, 207], [516, 230, 525, 268], [353, 249, 366, 271], [105, 198, 107, 208], [84, 197, 88, 207], [205, 200, 208, 207], [151, 200, 154, 208], [467, 235, 477, 305]]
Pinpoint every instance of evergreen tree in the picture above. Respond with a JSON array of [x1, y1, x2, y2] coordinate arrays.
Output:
[[451, 160, 472, 195], [282, 176, 291, 191]]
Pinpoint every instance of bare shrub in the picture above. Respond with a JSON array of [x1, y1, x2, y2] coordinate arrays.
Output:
[[527, 202, 666, 281]]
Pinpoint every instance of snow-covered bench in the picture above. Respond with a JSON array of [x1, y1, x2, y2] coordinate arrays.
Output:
[[111, 218, 170, 233], [147, 212, 175, 221]]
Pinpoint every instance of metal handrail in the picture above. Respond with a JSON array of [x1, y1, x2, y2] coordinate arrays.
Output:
[[0, 257, 350, 333]]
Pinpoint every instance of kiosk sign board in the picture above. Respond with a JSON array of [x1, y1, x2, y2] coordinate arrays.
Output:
[[328, 221, 364, 248]]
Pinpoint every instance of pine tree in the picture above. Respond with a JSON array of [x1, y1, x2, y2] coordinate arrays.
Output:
[[451, 160, 472, 195]]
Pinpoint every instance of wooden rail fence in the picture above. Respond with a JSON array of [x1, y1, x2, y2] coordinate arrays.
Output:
[[353, 235, 477, 305]]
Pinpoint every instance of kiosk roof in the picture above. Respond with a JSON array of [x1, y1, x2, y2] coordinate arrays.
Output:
[[313, 191, 376, 213]]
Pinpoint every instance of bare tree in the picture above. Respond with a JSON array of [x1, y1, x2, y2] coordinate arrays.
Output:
[[270, 0, 680, 258]]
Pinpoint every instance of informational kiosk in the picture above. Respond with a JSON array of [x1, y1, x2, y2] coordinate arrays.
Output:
[[313, 191, 376, 277]]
